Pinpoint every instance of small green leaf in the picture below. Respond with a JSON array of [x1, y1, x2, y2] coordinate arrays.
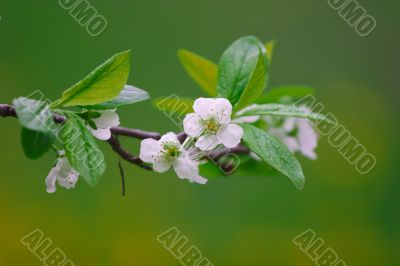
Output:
[[178, 49, 217, 96], [257, 86, 315, 104], [13, 98, 56, 132], [58, 112, 105, 186], [52, 50, 131, 107], [235, 48, 267, 111], [153, 96, 194, 116], [83, 85, 150, 109], [21, 127, 55, 159], [236, 103, 332, 124], [241, 124, 305, 189], [264, 40, 276, 63], [217, 36, 268, 105]]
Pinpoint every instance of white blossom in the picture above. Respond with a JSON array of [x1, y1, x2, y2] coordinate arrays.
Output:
[[183, 98, 243, 151], [88, 110, 120, 140], [234, 105, 319, 159], [139, 132, 207, 184], [45, 151, 79, 193], [267, 116, 319, 160]]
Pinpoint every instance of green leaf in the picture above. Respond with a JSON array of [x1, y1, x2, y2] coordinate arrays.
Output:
[[264, 40, 276, 63], [83, 85, 150, 109], [217, 36, 268, 105], [21, 127, 55, 159], [52, 50, 131, 107], [153, 96, 194, 116], [13, 97, 56, 132], [178, 49, 217, 97], [241, 124, 305, 189], [257, 86, 315, 104], [58, 112, 105, 186], [236, 103, 332, 124], [235, 48, 267, 111]]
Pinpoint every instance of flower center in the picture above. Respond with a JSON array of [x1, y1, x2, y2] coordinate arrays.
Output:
[[162, 142, 181, 162], [203, 117, 220, 135]]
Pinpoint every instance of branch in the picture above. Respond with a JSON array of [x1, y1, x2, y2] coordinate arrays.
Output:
[[110, 127, 161, 140], [0, 104, 162, 140], [0, 103, 250, 172], [107, 136, 152, 170], [0, 104, 16, 117]]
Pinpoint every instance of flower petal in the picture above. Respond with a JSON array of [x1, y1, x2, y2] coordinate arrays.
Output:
[[196, 134, 220, 151], [58, 168, 79, 189], [297, 119, 318, 160], [93, 110, 120, 128], [89, 127, 112, 140], [139, 138, 162, 163], [183, 113, 204, 137], [193, 98, 215, 118], [45, 166, 58, 193], [217, 124, 243, 148], [211, 98, 232, 124], [283, 117, 296, 132], [153, 161, 171, 173], [160, 132, 180, 146], [173, 156, 207, 184], [56, 157, 73, 177], [190, 174, 208, 184], [282, 136, 300, 152]]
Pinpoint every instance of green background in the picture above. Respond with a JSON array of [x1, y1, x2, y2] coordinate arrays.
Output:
[[0, 0, 398, 265]]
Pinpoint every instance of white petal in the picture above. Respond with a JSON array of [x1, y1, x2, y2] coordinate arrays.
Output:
[[232, 115, 260, 124], [160, 132, 180, 146], [211, 98, 232, 124], [89, 127, 112, 140], [217, 124, 243, 148], [45, 157, 77, 193], [297, 119, 318, 160], [183, 113, 204, 137], [173, 156, 207, 184], [196, 134, 220, 151], [193, 98, 216, 118], [45, 166, 58, 193], [58, 168, 79, 189], [93, 110, 120, 128], [153, 161, 171, 173], [190, 175, 208, 184], [139, 138, 162, 163], [55, 157, 73, 177], [283, 136, 300, 152], [283, 117, 296, 132]]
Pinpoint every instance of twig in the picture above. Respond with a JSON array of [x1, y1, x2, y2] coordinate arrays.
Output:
[[107, 136, 152, 170], [118, 158, 126, 196], [0, 104, 162, 140], [110, 127, 161, 140]]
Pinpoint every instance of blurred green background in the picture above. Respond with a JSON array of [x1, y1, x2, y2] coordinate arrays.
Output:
[[0, 0, 398, 265]]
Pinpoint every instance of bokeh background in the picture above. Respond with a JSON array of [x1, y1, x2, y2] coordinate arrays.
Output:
[[0, 0, 398, 265]]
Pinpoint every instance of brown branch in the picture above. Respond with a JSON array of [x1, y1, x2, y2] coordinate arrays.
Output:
[[0, 104, 162, 140], [107, 136, 152, 170], [0, 104, 16, 117], [110, 127, 161, 140], [1, 103, 250, 172]]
